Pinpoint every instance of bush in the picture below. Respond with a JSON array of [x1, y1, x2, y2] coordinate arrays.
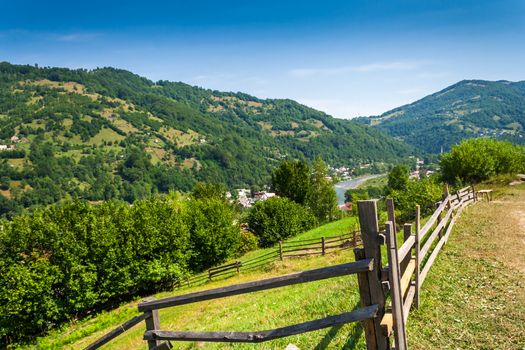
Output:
[[441, 138, 525, 183], [247, 197, 317, 247], [185, 198, 241, 271], [236, 230, 259, 256], [389, 177, 443, 222], [0, 194, 241, 346]]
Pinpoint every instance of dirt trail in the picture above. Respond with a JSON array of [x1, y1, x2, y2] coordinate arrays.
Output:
[[490, 188, 525, 272]]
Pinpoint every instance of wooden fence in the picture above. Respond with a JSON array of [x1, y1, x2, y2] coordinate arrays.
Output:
[[177, 230, 361, 289], [85, 185, 479, 350], [354, 185, 478, 349]]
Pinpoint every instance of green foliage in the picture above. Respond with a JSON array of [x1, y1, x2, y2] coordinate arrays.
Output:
[[440, 138, 525, 184], [247, 197, 317, 247], [236, 230, 259, 257], [190, 182, 227, 200], [387, 164, 410, 191], [0, 194, 242, 346], [185, 198, 241, 272], [389, 177, 443, 221], [306, 157, 338, 222], [344, 186, 383, 203], [270, 160, 310, 205], [350, 191, 370, 215], [0, 62, 412, 217]]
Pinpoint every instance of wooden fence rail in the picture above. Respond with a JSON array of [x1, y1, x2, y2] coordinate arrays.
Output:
[[370, 184, 480, 350], [85, 184, 482, 350], [179, 230, 361, 288]]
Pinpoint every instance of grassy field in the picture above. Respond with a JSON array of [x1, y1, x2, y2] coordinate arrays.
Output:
[[358, 175, 387, 189], [25, 183, 525, 349], [408, 182, 525, 349]]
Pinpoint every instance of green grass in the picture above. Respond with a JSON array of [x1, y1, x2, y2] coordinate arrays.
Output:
[[25, 183, 525, 349], [357, 175, 387, 189], [408, 182, 525, 349]]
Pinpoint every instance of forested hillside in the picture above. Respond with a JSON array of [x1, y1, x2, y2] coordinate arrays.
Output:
[[356, 80, 525, 153], [0, 62, 412, 216]]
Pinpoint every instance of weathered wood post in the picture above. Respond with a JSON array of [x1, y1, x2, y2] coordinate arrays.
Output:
[[414, 205, 421, 309], [321, 236, 326, 255], [401, 223, 412, 273], [352, 230, 357, 247], [471, 184, 476, 202], [385, 222, 408, 350], [143, 298, 161, 349], [279, 241, 283, 261], [438, 184, 450, 240], [354, 200, 389, 350], [385, 198, 399, 250]]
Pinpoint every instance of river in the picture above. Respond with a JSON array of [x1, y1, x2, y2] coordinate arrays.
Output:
[[334, 174, 385, 205]]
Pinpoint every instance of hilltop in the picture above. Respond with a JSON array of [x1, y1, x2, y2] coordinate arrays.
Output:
[[356, 80, 525, 153], [0, 62, 411, 214]]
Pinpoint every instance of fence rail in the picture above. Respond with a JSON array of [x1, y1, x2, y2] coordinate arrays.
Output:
[[177, 230, 361, 289], [85, 184, 485, 350]]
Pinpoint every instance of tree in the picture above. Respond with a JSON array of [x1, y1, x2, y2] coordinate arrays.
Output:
[[306, 157, 338, 222], [387, 164, 410, 192], [191, 182, 227, 200], [247, 197, 316, 247], [271, 160, 310, 205], [185, 198, 241, 271]]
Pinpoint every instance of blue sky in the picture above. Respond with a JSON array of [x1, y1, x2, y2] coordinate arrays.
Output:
[[1, 0, 525, 117]]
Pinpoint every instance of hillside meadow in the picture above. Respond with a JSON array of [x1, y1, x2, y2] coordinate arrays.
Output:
[[28, 182, 525, 350]]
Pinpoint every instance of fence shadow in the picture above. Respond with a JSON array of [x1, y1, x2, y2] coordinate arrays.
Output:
[[314, 301, 364, 350]]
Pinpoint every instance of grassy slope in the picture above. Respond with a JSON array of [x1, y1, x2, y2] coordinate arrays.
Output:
[[31, 217, 365, 350], [408, 182, 525, 349], [28, 183, 525, 349]]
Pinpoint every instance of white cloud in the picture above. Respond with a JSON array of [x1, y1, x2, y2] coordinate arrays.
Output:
[[53, 33, 100, 42], [289, 60, 432, 78]]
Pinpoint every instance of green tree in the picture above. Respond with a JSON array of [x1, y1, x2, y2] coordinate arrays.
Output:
[[191, 182, 227, 200], [247, 197, 317, 247], [387, 164, 410, 192], [185, 198, 241, 271], [271, 160, 310, 205], [306, 157, 338, 222]]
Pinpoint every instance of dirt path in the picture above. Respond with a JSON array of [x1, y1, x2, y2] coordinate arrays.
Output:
[[408, 184, 525, 349]]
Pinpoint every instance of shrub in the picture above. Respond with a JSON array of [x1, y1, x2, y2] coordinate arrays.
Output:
[[441, 138, 525, 183], [389, 177, 443, 222], [185, 198, 241, 272], [236, 230, 259, 256], [247, 197, 317, 247], [0, 194, 242, 346]]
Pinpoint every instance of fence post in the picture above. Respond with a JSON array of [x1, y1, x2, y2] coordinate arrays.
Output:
[[414, 205, 421, 309], [143, 298, 161, 349], [385, 222, 408, 350], [385, 198, 399, 250], [352, 230, 357, 247], [279, 241, 283, 261], [401, 223, 412, 272], [354, 200, 389, 350], [438, 184, 450, 240], [321, 237, 326, 255], [471, 184, 476, 202]]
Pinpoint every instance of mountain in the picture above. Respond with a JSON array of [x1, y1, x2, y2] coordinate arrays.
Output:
[[0, 62, 412, 215], [356, 80, 525, 153]]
